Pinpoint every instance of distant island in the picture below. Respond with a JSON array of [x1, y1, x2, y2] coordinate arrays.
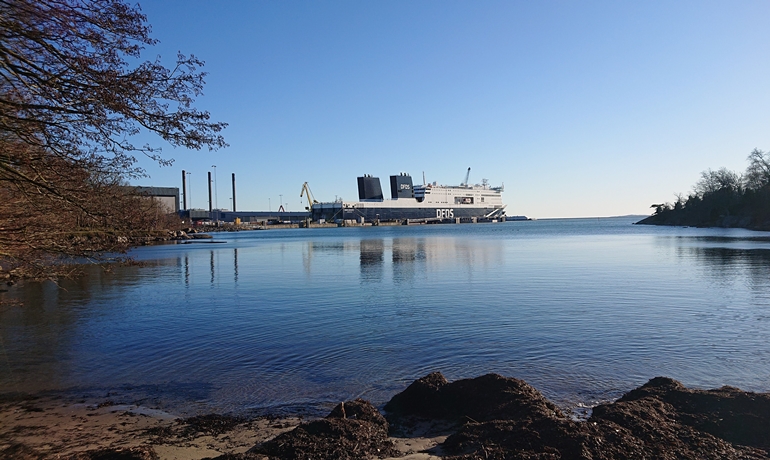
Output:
[[637, 148, 770, 231]]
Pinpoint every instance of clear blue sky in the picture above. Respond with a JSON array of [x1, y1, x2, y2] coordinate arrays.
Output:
[[131, 1, 770, 218]]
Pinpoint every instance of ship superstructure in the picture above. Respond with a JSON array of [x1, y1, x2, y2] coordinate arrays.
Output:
[[310, 172, 506, 224]]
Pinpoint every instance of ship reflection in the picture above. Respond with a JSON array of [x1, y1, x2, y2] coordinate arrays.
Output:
[[357, 236, 498, 284], [302, 236, 468, 283], [392, 238, 426, 285], [359, 239, 384, 283]]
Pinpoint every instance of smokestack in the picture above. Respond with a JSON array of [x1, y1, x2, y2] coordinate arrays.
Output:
[[208, 171, 213, 213], [182, 170, 187, 210], [231, 173, 236, 212]]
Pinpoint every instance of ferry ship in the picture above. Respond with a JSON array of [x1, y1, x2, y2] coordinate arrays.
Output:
[[310, 170, 507, 223]]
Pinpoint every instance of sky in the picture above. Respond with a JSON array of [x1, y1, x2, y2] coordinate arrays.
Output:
[[130, 1, 770, 218]]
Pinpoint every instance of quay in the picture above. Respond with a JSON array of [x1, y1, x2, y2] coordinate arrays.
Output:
[[193, 214, 527, 232]]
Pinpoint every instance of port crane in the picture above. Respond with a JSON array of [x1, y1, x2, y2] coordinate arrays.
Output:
[[462, 167, 471, 187], [300, 182, 319, 211]]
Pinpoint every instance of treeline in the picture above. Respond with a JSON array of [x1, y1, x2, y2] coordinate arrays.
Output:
[[638, 149, 770, 230]]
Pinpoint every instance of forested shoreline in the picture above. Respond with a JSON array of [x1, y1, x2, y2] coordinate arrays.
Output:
[[637, 148, 770, 230]]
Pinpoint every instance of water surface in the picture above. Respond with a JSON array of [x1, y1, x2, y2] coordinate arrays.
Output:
[[2, 217, 770, 415]]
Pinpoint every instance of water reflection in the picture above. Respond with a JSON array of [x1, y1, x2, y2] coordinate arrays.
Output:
[[298, 237, 498, 284], [360, 239, 384, 283], [210, 250, 215, 284], [392, 238, 426, 285], [5, 222, 770, 417], [233, 248, 239, 283], [664, 236, 770, 291], [355, 237, 500, 284], [302, 242, 349, 275], [0, 260, 179, 392]]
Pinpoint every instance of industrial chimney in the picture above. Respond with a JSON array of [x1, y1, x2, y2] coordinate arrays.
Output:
[[182, 170, 187, 210], [208, 171, 213, 213], [231, 173, 236, 212]]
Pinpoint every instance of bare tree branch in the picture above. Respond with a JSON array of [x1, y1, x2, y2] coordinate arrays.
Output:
[[0, 0, 227, 281]]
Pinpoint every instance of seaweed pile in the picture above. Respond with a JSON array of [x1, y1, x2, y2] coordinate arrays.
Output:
[[247, 372, 770, 459], [11, 372, 768, 459]]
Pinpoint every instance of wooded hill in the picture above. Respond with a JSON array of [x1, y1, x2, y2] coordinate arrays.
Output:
[[637, 149, 770, 230]]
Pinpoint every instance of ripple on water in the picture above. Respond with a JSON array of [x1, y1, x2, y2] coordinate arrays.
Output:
[[3, 218, 770, 415]]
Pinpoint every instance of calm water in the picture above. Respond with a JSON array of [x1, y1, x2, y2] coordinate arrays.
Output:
[[2, 216, 770, 416]]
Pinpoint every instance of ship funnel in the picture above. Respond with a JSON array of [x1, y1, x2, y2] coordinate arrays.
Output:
[[357, 175, 384, 200], [390, 173, 414, 199]]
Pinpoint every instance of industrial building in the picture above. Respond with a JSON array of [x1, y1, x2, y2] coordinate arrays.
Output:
[[132, 186, 180, 213], [133, 171, 313, 225]]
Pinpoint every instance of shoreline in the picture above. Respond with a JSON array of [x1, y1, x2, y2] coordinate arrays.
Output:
[[0, 392, 444, 460], [2, 373, 769, 459], [635, 214, 770, 232], [0, 392, 305, 460]]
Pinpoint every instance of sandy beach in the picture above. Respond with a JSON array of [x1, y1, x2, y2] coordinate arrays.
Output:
[[3, 372, 770, 459], [0, 393, 286, 459], [0, 393, 445, 459]]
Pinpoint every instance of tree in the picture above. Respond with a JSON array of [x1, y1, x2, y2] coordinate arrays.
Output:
[[0, 141, 181, 279], [744, 148, 770, 191], [650, 203, 671, 215], [0, 0, 227, 281], [693, 167, 742, 197]]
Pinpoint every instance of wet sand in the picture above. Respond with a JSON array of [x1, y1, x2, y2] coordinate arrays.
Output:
[[3, 373, 770, 459], [0, 394, 444, 459]]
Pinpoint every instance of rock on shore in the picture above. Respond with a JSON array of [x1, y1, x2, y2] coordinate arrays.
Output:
[[251, 399, 400, 460], [242, 372, 770, 459], [3, 373, 769, 459]]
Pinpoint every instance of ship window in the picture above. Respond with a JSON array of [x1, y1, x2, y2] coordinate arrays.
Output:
[[481, 197, 484, 203], [455, 196, 474, 204]]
